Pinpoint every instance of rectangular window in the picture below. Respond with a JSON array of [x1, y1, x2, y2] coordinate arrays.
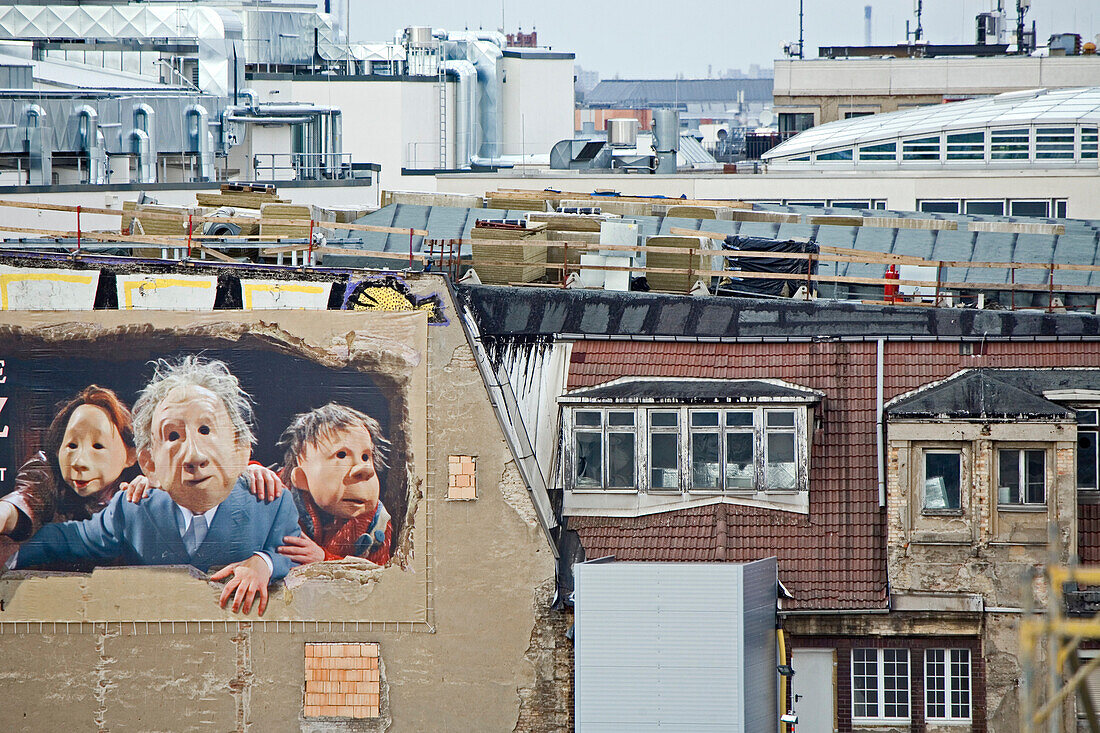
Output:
[[690, 410, 721, 490], [1082, 127, 1098, 159], [925, 648, 972, 722], [946, 131, 985, 160], [998, 448, 1046, 506], [765, 410, 797, 490], [858, 141, 897, 161], [852, 648, 910, 723], [924, 450, 962, 511], [817, 149, 853, 161], [779, 112, 814, 138], [919, 200, 960, 215], [649, 411, 680, 491], [572, 409, 637, 490], [1036, 127, 1075, 159], [965, 200, 1006, 216], [725, 410, 754, 490], [1010, 200, 1050, 218], [902, 135, 941, 161], [1079, 409, 1099, 492], [829, 200, 871, 210], [991, 128, 1030, 160]]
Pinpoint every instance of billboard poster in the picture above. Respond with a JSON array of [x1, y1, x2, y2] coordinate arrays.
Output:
[[0, 310, 427, 619]]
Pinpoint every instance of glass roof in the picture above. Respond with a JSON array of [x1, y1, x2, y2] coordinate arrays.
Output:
[[764, 87, 1100, 160]]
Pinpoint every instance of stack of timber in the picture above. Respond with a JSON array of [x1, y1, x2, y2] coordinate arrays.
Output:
[[470, 220, 548, 284], [381, 190, 484, 209], [645, 235, 706, 293]]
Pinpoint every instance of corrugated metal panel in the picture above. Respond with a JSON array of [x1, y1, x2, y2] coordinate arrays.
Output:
[[575, 560, 776, 732]]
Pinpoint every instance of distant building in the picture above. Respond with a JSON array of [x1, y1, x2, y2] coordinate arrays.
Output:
[[506, 29, 537, 48]]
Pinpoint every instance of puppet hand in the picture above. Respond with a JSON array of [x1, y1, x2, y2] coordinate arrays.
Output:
[[211, 555, 272, 616], [246, 464, 284, 502], [0, 501, 18, 535], [121, 476, 153, 503], [278, 534, 325, 564]]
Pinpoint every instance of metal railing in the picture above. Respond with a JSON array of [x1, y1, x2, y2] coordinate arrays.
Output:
[[251, 152, 352, 181]]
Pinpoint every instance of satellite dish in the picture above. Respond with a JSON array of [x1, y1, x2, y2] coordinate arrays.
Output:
[[759, 110, 775, 126]]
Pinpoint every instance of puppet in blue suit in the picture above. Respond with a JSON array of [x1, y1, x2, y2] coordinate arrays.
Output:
[[16, 356, 300, 616]]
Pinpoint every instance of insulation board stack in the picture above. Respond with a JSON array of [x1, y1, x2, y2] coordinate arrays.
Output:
[[122, 201, 201, 237], [645, 235, 706, 293], [381, 190, 484, 208], [259, 203, 335, 240], [528, 211, 608, 283], [470, 221, 548, 285]]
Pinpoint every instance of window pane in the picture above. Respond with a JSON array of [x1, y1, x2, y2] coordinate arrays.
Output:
[[1025, 450, 1046, 504], [919, 200, 960, 214], [1079, 430, 1098, 490], [924, 452, 961, 510], [1010, 200, 1050, 218], [991, 128, 1029, 159], [859, 141, 896, 161], [651, 411, 678, 428], [691, 411, 719, 428], [726, 411, 753, 427], [852, 649, 879, 719], [691, 431, 721, 489], [946, 131, 985, 160], [882, 649, 910, 719], [575, 411, 601, 427], [726, 432, 754, 490], [1083, 126, 1098, 159], [766, 433, 796, 489], [903, 135, 941, 161], [650, 433, 679, 490], [575, 432, 602, 488], [767, 411, 796, 427], [999, 449, 1021, 503], [608, 411, 634, 427], [1036, 127, 1075, 159], [607, 433, 635, 488], [950, 649, 971, 720], [818, 149, 853, 161], [1079, 409, 1099, 426], [965, 200, 1005, 216], [926, 649, 947, 719]]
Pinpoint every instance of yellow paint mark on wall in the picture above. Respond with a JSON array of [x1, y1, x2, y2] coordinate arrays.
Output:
[[0, 272, 95, 310], [241, 282, 326, 310], [122, 278, 213, 309]]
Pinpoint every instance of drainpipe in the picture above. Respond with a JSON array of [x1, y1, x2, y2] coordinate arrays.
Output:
[[876, 337, 886, 507]]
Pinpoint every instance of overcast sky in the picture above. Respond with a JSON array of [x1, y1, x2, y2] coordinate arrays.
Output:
[[348, 0, 1099, 78]]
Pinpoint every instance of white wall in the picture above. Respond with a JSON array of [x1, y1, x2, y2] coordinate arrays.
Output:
[[775, 56, 1100, 97], [425, 168, 1100, 218], [500, 54, 575, 158]]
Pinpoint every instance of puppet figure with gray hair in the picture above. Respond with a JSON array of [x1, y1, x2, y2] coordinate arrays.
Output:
[[15, 356, 301, 616]]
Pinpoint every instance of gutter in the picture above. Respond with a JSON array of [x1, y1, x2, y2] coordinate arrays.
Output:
[[449, 281, 560, 555]]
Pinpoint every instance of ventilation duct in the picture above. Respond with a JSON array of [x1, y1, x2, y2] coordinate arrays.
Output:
[[653, 109, 680, 174], [443, 33, 504, 164], [72, 105, 106, 185], [184, 104, 214, 182], [443, 59, 477, 168], [128, 129, 154, 183], [21, 103, 50, 184]]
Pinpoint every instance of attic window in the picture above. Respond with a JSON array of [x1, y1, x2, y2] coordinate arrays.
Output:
[[1079, 409, 1098, 491]]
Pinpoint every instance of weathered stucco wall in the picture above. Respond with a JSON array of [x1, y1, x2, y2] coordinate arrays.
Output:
[[0, 275, 556, 731]]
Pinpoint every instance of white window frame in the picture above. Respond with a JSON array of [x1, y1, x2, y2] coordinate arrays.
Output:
[[568, 408, 639, 492], [925, 648, 972, 723], [996, 446, 1048, 508], [1077, 408, 1099, 493], [851, 648, 911, 724], [564, 403, 811, 494], [922, 448, 964, 514]]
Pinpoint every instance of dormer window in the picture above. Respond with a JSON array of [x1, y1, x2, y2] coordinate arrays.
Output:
[[561, 378, 821, 508]]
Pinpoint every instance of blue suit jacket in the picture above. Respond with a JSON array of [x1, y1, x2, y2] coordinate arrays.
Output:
[[15, 475, 301, 580]]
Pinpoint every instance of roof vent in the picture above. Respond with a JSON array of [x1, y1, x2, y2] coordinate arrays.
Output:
[[993, 88, 1048, 104]]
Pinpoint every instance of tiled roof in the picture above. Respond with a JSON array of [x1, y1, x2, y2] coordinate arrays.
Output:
[[571, 503, 884, 609], [565, 338, 1100, 610]]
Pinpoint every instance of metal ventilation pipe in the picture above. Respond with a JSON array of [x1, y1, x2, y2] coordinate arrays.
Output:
[[445, 33, 504, 163], [74, 105, 106, 185], [652, 108, 680, 174], [443, 59, 476, 167], [185, 104, 214, 181], [21, 103, 51, 184], [128, 129, 155, 183], [132, 103, 156, 174]]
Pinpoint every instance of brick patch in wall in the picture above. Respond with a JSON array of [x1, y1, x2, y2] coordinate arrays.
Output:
[[447, 455, 477, 500], [303, 642, 381, 719]]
